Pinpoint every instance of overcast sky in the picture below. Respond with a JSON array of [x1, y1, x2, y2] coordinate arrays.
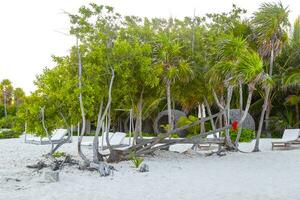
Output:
[[0, 0, 299, 94]]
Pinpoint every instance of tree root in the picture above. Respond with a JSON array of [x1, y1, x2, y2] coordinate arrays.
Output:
[[205, 148, 227, 157]]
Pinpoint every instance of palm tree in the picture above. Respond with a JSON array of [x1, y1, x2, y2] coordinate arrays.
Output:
[[207, 36, 263, 148], [252, 2, 289, 139], [292, 16, 300, 46], [0, 79, 13, 117], [153, 31, 193, 131], [283, 69, 300, 124], [13, 88, 25, 108]]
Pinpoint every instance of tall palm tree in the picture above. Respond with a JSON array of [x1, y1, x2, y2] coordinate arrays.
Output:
[[252, 2, 289, 140], [0, 79, 13, 117], [153, 31, 193, 131], [207, 36, 263, 148]]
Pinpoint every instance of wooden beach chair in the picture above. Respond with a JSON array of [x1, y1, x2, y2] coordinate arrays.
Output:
[[271, 129, 300, 150], [25, 128, 72, 145]]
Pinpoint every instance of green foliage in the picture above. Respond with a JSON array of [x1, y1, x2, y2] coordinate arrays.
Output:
[[0, 115, 16, 128], [0, 129, 21, 139], [52, 151, 66, 158], [229, 128, 255, 142], [2, 2, 295, 145], [129, 153, 144, 168], [177, 115, 199, 135], [252, 2, 289, 58]]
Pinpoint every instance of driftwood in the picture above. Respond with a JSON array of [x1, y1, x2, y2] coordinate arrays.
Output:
[[205, 148, 227, 157], [27, 155, 77, 172], [139, 164, 149, 172], [26, 161, 48, 170], [89, 162, 116, 176]]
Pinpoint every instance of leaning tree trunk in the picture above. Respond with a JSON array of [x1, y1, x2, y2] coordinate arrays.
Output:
[[40, 106, 54, 153], [224, 86, 234, 149], [235, 81, 244, 146], [76, 38, 89, 165], [166, 78, 173, 131], [253, 86, 271, 152], [93, 69, 115, 163], [204, 98, 218, 138], [235, 82, 256, 146], [265, 46, 274, 138]]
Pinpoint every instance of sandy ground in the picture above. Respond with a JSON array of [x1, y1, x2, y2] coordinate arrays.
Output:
[[1, 136, 300, 200]]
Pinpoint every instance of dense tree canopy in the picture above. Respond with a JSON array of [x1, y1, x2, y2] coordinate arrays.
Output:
[[1, 3, 299, 155]]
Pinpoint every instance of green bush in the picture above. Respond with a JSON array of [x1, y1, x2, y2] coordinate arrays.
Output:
[[129, 152, 144, 168], [0, 115, 15, 129], [52, 151, 66, 158], [0, 129, 21, 139], [229, 128, 255, 142]]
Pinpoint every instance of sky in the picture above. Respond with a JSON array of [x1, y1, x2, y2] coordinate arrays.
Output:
[[0, 0, 299, 94]]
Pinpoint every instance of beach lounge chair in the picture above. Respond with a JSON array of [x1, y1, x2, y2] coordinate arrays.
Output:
[[197, 132, 220, 149], [81, 132, 127, 149], [25, 128, 72, 145], [271, 129, 300, 150]]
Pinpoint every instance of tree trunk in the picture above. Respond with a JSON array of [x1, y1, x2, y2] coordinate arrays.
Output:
[[93, 69, 115, 163], [235, 81, 243, 146], [135, 92, 143, 139], [235, 83, 255, 145], [76, 38, 89, 165], [296, 103, 299, 127], [265, 46, 274, 138], [166, 78, 173, 131], [204, 98, 217, 138], [253, 86, 271, 152], [224, 86, 234, 148], [3, 93, 7, 117], [85, 120, 91, 135], [93, 101, 104, 163]]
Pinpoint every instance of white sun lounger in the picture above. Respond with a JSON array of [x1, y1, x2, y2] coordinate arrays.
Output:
[[271, 129, 300, 150], [198, 132, 220, 149], [25, 128, 71, 145], [81, 132, 127, 148]]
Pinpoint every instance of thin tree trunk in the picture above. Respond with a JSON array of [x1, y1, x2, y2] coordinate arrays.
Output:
[[204, 98, 217, 137], [3, 93, 7, 117], [93, 101, 103, 163], [76, 38, 89, 164], [235, 83, 255, 145], [212, 89, 225, 129], [166, 78, 173, 131], [135, 91, 143, 140], [253, 86, 271, 152], [235, 81, 244, 146], [224, 86, 234, 148], [296, 103, 299, 127], [40, 107, 54, 154], [93, 69, 115, 162], [85, 120, 91, 135], [265, 46, 274, 138]]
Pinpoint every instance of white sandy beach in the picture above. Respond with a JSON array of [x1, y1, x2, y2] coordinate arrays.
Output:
[[1, 137, 300, 200]]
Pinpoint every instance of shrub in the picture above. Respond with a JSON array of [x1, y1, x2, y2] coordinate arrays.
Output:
[[52, 151, 66, 158], [129, 152, 144, 168], [229, 128, 255, 142], [0, 115, 15, 129], [0, 129, 21, 139]]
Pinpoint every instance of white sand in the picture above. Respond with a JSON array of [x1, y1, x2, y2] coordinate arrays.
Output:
[[1, 136, 300, 200]]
